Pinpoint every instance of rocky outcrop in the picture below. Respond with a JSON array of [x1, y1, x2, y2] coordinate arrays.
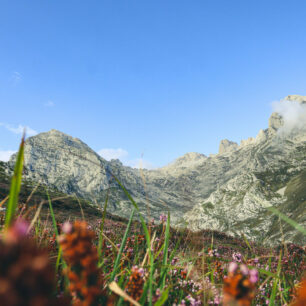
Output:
[[9, 95, 306, 245], [285, 94, 306, 104], [269, 112, 284, 131], [219, 140, 238, 154]]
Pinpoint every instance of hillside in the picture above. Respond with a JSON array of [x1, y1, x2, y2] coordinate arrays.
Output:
[[7, 95, 306, 245]]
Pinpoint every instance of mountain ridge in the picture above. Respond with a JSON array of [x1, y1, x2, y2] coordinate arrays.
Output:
[[8, 95, 306, 244]]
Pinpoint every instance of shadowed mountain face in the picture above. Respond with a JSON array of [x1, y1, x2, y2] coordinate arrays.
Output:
[[9, 95, 306, 245]]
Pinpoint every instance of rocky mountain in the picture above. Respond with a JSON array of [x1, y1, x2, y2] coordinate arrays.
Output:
[[9, 95, 306, 245]]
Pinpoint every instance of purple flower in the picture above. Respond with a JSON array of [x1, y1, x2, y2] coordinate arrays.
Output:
[[13, 219, 29, 237], [159, 213, 167, 223], [249, 269, 259, 283]]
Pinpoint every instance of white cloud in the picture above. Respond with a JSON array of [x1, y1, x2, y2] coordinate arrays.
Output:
[[98, 148, 129, 161], [44, 100, 55, 107], [272, 99, 306, 133], [0, 150, 16, 162], [0, 123, 38, 136], [125, 158, 155, 170], [98, 148, 155, 169], [10, 71, 22, 84]]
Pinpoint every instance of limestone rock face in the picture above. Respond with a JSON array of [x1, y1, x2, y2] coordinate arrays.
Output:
[[240, 137, 255, 147], [269, 94, 306, 132], [219, 139, 238, 154], [285, 95, 306, 104], [269, 112, 284, 131], [9, 95, 306, 245]]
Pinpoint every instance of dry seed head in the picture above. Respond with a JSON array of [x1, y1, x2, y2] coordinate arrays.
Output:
[[58, 221, 102, 305]]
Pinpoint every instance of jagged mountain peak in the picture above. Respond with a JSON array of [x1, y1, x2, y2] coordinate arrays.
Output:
[[219, 139, 238, 154], [27, 129, 97, 155], [162, 152, 207, 170], [284, 94, 306, 104]]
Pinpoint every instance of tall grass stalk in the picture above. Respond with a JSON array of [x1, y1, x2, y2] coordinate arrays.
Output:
[[5, 134, 25, 229], [110, 208, 135, 282], [160, 211, 170, 289], [46, 190, 63, 276], [111, 174, 154, 306], [98, 190, 109, 259], [267, 206, 306, 235], [269, 250, 282, 305]]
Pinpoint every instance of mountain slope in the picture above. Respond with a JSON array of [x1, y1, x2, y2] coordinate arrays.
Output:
[[8, 95, 306, 244]]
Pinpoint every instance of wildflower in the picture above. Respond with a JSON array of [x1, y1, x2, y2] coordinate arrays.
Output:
[[228, 262, 238, 274], [155, 288, 161, 297], [208, 248, 220, 258], [249, 269, 258, 284], [0, 220, 55, 306], [62, 221, 72, 234], [186, 295, 202, 306], [232, 252, 242, 263], [58, 220, 103, 305], [181, 269, 187, 279], [240, 264, 249, 276], [125, 266, 145, 302], [223, 263, 257, 306], [159, 213, 167, 223], [171, 257, 179, 265]]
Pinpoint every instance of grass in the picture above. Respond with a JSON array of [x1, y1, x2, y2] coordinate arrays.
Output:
[[0, 137, 305, 305]]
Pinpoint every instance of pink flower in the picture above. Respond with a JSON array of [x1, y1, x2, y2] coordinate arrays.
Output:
[[62, 221, 72, 234], [232, 252, 242, 262], [228, 262, 238, 274], [249, 269, 259, 283], [240, 264, 249, 276], [159, 213, 167, 223]]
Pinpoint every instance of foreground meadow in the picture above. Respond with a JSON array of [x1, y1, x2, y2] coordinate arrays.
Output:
[[0, 137, 305, 305]]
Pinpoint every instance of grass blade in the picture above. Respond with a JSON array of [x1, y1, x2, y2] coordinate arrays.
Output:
[[110, 208, 135, 282], [46, 190, 59, 237], [160, 211, 170, 289], [5, 134, 25, 229], [269, 250, 282, 305], [98, 190, 109, 259], [109, 281, 141, 306], [46, 190, 65, 277], [267, 206, 306, 235], [111, 173, 154, 305]]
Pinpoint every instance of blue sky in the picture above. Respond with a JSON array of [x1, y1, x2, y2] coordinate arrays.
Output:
[[1, 1, 306, 167]]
